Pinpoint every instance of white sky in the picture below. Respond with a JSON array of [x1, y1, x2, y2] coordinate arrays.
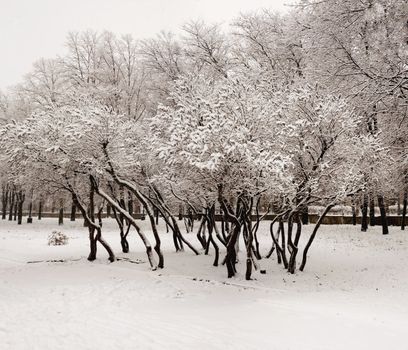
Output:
[[0, 0, 295, 90]]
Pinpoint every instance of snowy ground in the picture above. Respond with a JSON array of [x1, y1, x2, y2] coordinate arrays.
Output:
[[0, 218, 407, 350]]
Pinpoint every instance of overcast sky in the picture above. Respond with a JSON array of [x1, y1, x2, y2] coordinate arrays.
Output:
[[0, 0, 295, 90]]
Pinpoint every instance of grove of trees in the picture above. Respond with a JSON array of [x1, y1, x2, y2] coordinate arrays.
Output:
[[0, 0, 407, 279]]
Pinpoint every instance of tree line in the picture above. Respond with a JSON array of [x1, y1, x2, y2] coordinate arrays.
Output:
[[0, 0, 407, 279]]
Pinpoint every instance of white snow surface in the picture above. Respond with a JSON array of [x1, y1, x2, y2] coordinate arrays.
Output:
[[0, 218, 407, 350]]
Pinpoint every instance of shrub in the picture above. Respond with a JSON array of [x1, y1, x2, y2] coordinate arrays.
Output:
[[48, 230, 69, 246]]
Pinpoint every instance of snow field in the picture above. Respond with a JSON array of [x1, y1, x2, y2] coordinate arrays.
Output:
[[0, 218, 407, 350]]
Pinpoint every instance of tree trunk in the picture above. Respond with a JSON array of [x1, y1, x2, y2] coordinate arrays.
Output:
[[88, 227, 97, 261], [213, 218, 226, 247], [1, 185, 8, 220], [128, 191, 133, 217], [155, 207, 159, 225], [138, 192, 164, 268], [151, 203, 181, 252], [8, 190, 14, 221], [95, 227, 115, 262], [97, 206, 103, 227], [188, 208, 194, 231], [87, 189, 97, 261], [196, 217, 207, 249], [38, 200, 42, 220], [58, 198, 64, 225], [27, 198, 33, 224], [377, 194, 388, 235], [267, 217, 283, 264], [90, 177, 157, 269], [120, 224, 130, 253], [301, 206, 309, 225], [361, 193, 368, 232], [119, 194, 126, 227], [286, 213, 295, 272], [172, 224, 182, 251], [218, 186, 240, 278], [112, 206, 129, 253], [288, 214, 302, 274], [351, 197, 357, 226], [205, 206, 219, 267], [70, 194, 76, 221], [402, 191, 407, 231], [147, 199, 182, 253], [251, 199, 262, 259], [266, 215, 279, 259], [121, 230, 130, 253], [369, 195, 375, 226], [269, 218, 287, 267], [279, 220, 288, 268], [13, 197, 18, 221], [300, 204, 334, 271], [17, 191, 24, 225], [75, 185, 116, 263], [220, 217, 228, 242], [225, 223, 240, 278], [243, 212, 253, 280], [171, 215, 200, 253], [150, 185, 200, 255]]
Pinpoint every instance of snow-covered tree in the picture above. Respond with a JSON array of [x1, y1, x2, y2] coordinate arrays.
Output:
[[150, 72, 290, 278]]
